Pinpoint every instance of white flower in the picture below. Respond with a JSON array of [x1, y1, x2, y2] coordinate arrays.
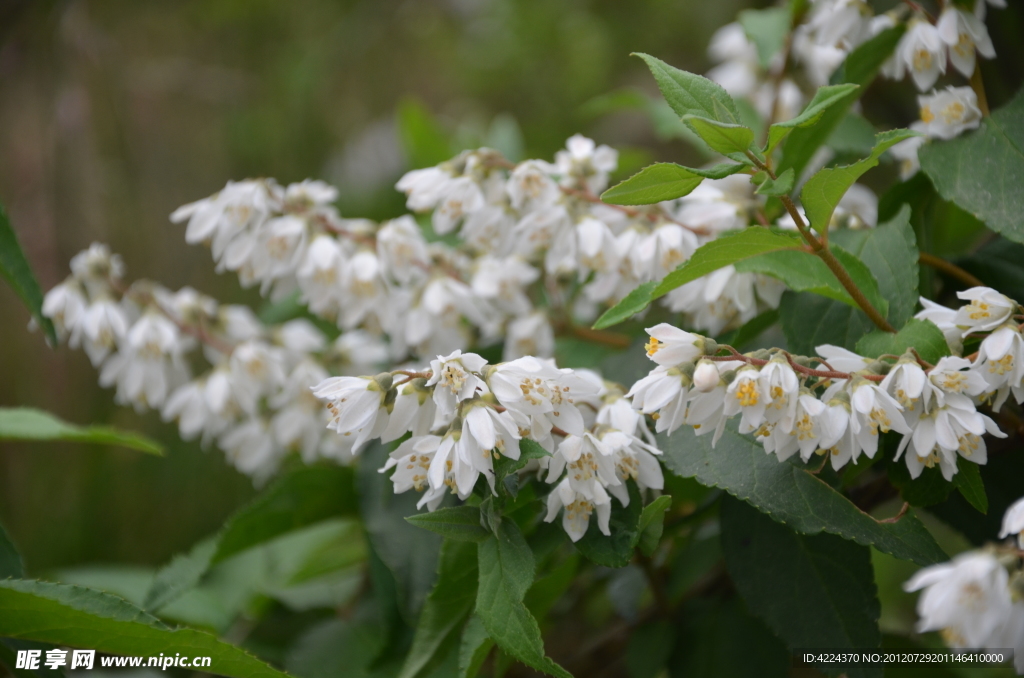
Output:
[[955, 287, 1016, 335], [503, 313, 555, 362], [79, 298, 130, 365], [763, 393, 828, 463], [312, 375, 390, 451], [599, 429, 664, 499], [724, 367, 770, 432], [220, 418, 280, 481], [426, 350, 488, 420], [42, 281, 87, 340], [894, 21, 947, 91], [251, 215, 308, 289], [163, 380, 217, 442], [296, 235, 346, 318], [915, 297, 963, 347], [849, 379, 911, 460], [381, 378, 438, 443], [555, 134, 618, 193], [471, 256, 539, 316], [975, 325, 1024, 409], [889, 132, 927, 180], [507, 160, 560, 210], [283, 179, 338, 209], [547, 433, 620, 501], [905, 551, 1012, 649], [544, 477, 611, 542], [898, 398, 1003, 480], [381, 435, 446, 511], [376, 216, 429, 285], [99, 313, 189, 410], [692, 360, 720, 393], [758, 356, 800, 429], [924, 356, 987, 411], [999, 496, 1024, 548], [69, 242, 125, 284], [832, 183, 878, 230], [817, 398, 858, 470], [937, 7, 995, 78], [270, 359, 330, 462], [626, 365, 690, 434], [433, 177, 485, 235], [632, 225, 698, 281], [396, 167, 455, 211], [918, 87, 982, 140], [576, 218, 620, 276], [643, 323, 705, 367], [172, 180, 277, 263], [881, 357, 927, 410], [229, 341, 286, 414], [815, 344, 871, 373], [488, 357, 599, 437], [339, 250, 387, 330]]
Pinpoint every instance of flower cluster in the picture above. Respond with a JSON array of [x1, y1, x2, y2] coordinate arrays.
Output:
[[628, 285, 1022, 481], [42, 243, 388, 480], [904, 495, 1024, 671], [707, 0, 1000, 181], [313, 351, 664, 541]]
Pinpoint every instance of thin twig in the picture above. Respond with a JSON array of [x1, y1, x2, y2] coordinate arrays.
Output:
[[879, 501, 910, 524], [919, 252, 985, 288]]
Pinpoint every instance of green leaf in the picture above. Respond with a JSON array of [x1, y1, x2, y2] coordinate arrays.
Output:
[[766, 84, 860, 155], [827, 112, 877, 155], [145, 465, 357, 611], [856, 319, 951, 366], [600, 163, 744, 206], [592, 281, 657, 330], [716, 309, 779, 350], [0, 522, 24, 579], [0, 407, 163, 455], [653, 228, 802, 298], [476, 521, 570, 678], [625, 620, 674, 678], [721, 497, 882, 678], [738, 7, 791, 70], [399, 540, 478, 678], [399, 98, 454, 169], [802, 129, 920, 234], [633, 53, 741, 125], [0, 204, 57, 346], [574, 482, 643, 568], [735, 244, 887, 314], [956, 237, 1024, 302], [670, 598, 790, 677], [778, 26, 905, 180], [0, 579, 290, 678], [406, 507, 491, 543], [888, 460, 953, 508], [458, 615, 493, 678], [920, 87, 1024, 243], [493, 439, 550, 489], [953, 460, 988, 515], [359, 444, 442, 623], [634, 495, 672, 557], [779, 291, 874, 354], [683, 116, 755, 156], [831, 205, 920, 328], [658, 423, 947, 565], [754, 168, 795, 197], [286, 616, 404, 678]]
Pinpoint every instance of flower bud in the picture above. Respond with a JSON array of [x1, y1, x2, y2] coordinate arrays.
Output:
[[702, 338, 719, 356], [372, 372, 394, 391], [693, 360, 720, 392]]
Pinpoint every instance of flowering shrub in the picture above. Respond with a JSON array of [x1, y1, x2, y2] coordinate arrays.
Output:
[[3, 0, 1024, 676]]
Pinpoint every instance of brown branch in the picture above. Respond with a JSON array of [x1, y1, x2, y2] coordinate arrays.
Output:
[[919, 252, 985, 288], [970, 62, 990, 118], [879, 501, 910, 524]]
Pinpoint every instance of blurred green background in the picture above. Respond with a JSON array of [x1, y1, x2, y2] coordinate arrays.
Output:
[[0, 0, 755, 573]]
